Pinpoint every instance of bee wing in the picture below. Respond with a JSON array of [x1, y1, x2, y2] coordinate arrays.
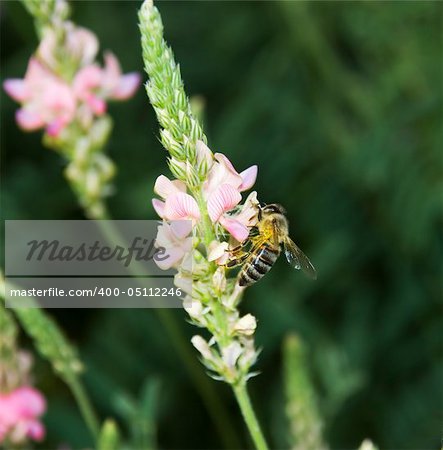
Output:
[[284, 238, 317, 280]]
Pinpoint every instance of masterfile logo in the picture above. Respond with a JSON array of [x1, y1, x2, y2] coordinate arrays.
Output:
[[4, 220, 191, 308]]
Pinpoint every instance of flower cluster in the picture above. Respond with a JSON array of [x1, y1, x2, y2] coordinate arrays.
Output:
[[3, 0, 140, 218], [152, 140, 262, 383], [140, 1, 270, 445], [152, 140, 259, 268], [0, 306, 46, 446], [0, 385, 46, 444], [4, 24, 139, 137]]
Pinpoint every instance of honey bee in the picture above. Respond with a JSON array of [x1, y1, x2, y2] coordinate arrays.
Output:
[[227, 203, 317, 286]]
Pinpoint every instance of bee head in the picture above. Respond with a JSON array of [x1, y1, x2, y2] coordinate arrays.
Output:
[[261, 203, 287, 216]]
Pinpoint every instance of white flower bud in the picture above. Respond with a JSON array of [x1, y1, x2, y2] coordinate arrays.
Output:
[[207, 241, 229, 264], [359, 440, 378, 450], [73, 138, 90, 165], [195, 139, 213, 177], [85, 170, 100, 199], [234, 314, 257, 336], [174, 273, 193, 296], [90, 116, 112, 147], [161, 129, 182, 157], [221, 342, 243, 369], [95, 154, 116, 181], [184, 162, 200, 188], [184, 298, 204, 321], [238, 337, 259, 371], [191, 335, 213, 361], [212, 267, 226, 293]]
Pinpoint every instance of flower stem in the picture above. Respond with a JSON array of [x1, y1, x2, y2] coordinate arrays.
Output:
[[233, 382, 269, 450], [65, 374, 100, 440]]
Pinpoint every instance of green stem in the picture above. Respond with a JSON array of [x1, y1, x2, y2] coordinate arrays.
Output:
[[66, 375, 100, 440], [233, 382, 269, 450]]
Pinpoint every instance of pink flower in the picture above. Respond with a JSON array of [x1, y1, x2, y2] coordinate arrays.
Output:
[[65, 26, 99, 67], [101, 52, 141, 100], [207, 184, 248, 241], [203, 153, 257, 241], [0, 386, 46, 444], [203, 153, 257, 198], [155, 221, 193, 270], [151, 145, 258, 242], [231, 191, 259, 229], [73, 64, 107, 115], [4, 27, 140, 137], [207, 191, 259, 253], [73, 52, 140, 116], [152, 175, 200, 221], [4, 58, 76, 136]]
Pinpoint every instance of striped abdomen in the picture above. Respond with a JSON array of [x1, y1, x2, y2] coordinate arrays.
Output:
[[238, 242, 280, 287]]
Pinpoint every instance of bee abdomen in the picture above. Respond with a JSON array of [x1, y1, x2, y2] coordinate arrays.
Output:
[[239, 244, 280, 287]]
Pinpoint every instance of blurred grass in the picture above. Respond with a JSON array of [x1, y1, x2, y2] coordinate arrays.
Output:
[[1, 1, 442, 449]]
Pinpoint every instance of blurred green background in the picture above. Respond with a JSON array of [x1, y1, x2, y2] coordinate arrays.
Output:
[[1, 1, 442, 449]]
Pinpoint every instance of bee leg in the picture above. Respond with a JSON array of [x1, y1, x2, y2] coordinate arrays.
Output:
[[248, 226, 260, 238], [225, 252, 249, 268], [225, 244, 250, 268], [224, 237, 251, 268]]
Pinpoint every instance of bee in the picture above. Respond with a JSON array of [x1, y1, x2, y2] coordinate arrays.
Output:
[[227, 203, 317, 286]]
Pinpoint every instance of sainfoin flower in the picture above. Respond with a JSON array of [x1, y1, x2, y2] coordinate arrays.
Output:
[[152, 175, 200, 221], [3, 23, 140, 137], [152, 140, 258, 242], [0, 386, 46, 444], [3, 58, 76, 136], [154, 221, 193, 270]]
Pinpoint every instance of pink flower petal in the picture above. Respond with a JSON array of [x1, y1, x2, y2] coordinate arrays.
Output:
[[154, 175, 186, 200], [208, 241, 229, 262], [170, 220, 193, 239], [239, 165, 258, 191], [37, 29, 57, 68], [204, 153, 243, 196], [26, 420, 45, 441], [219, 216, 249, 242], [73, 65, 102, 98], [164, 193, 201, 220], [112, 73, 141, 100], [16, 109, 45, 131], [155, 223, 174, 248], [46, 117, 67, 137], [12, 386, 46, 417], [85, 94, 106, 115], [214, 153, 237, 174], [155, 247, 185, 270], [103, 52, 121, 84], [207, 184, 241, 223], [26, 58, 49, 81], [232, 191, 259, 228], [0, 394, 18, 428], [154, 222, 192, 270], [152, 199, 165, 218], [3, 79, 28, 102], [68, 26, 99, 66], [102, 52, 140, 99]]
